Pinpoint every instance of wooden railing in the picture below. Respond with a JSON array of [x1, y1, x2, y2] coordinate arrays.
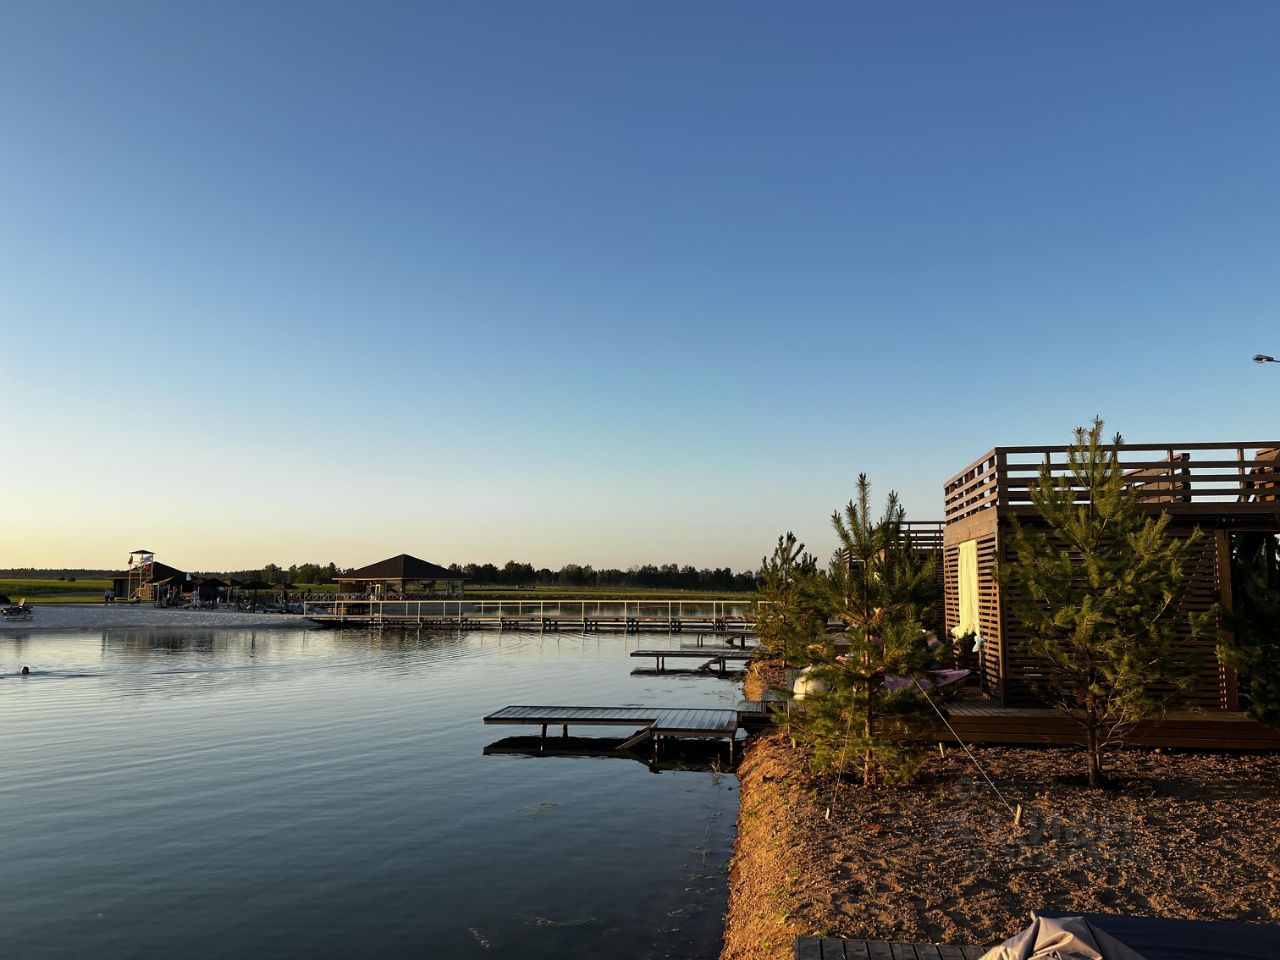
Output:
[[899, 520, 945, 551], [302, 597, 758, 621], [944, 442, 1280, 524]]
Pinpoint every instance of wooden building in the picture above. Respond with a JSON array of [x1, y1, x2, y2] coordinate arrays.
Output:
[[942, 442, 1280, 709], [335, 553, 466, 598], [111, 550, 195, 602], [901, 521, 946, 641]]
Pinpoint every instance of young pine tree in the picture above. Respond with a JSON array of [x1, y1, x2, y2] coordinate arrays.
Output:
[[788, 475, 943, 786], [1222, 532, 1280, 728], [1003, 419, 1209, 786], [753, 533, 825, 667]]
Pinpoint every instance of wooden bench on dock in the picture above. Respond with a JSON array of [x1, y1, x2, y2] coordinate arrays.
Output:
[[796, 937, 985, 959]]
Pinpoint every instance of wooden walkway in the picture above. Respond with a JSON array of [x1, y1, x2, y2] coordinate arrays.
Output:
[[796, 937, 984, 959], [304, 597, 754, 634], [736, 696, 1280, 750], [630, 648, 755, 673], [483, 705, 741, 754], [944, 702, 1280, 749]]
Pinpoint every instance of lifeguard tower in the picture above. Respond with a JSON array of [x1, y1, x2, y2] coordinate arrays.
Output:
[[124, 549, 155, 602]]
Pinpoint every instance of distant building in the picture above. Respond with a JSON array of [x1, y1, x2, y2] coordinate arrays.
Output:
[[335, 553, 466, 598], [111, 549, 195, 602]]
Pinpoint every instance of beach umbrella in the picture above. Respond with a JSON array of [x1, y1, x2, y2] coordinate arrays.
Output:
[[218, 578, 243, 607], [239, 579, 272, 610]]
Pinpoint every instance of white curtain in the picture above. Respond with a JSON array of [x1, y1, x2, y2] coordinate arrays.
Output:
[[953, 539, 979, 638]]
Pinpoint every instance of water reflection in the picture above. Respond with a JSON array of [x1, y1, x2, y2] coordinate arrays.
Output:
[[0, 627, 738, 960], [484, 735, 739, 773]]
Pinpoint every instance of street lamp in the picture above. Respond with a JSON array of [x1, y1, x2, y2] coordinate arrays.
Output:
[[1253, 354, 1277, 364]]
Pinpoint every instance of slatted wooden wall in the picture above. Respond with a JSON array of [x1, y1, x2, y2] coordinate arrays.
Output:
[[942, 442, 1280, 712], [992, 525, 1226, 709]]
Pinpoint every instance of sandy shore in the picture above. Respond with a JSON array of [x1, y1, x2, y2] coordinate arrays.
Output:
[[0, 604, 316, 632], [721, 665, 1280, 959]]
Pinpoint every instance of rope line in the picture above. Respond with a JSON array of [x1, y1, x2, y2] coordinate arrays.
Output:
[[914, 679, 1017, 818]]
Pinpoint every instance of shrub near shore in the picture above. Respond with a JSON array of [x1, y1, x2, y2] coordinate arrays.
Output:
[[755, 474, 948, 786]]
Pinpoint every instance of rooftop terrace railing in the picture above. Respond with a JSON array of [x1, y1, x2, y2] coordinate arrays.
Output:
[[944, 442, 1280, 524], [899, 520, 945, 551]]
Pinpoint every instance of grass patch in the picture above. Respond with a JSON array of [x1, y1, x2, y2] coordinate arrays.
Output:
[[0, 578, 113, 603]]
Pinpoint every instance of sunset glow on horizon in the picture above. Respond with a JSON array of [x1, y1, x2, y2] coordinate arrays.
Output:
[[4, 2, 1278, 571]]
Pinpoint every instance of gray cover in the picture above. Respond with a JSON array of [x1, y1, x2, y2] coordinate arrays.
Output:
[[980, 915, 1147, 960], [1039, 911, 1280, 960]]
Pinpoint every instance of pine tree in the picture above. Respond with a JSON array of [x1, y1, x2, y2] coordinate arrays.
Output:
[[753, 533, 824, 667], [1222, 533, 1280, 728], [1003, 419, 1210, 786], [787, 475, 943, 785]]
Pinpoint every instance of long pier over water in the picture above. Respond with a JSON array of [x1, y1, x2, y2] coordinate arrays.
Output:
[[304, 597, 756, 633]]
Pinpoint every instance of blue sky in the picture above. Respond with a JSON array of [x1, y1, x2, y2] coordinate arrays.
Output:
[[2, 2, 1278, 571]]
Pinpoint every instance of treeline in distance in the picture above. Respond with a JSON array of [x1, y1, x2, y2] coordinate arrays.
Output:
[[3, 560, 760, 592]]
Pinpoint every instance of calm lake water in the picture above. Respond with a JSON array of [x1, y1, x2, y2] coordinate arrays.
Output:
[[0, 627, 740, 959]]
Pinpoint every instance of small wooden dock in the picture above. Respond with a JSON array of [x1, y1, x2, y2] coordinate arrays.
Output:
[[630, 648, 755, 674], [796, 937, 984, 959], [484, 705, 742, 757]]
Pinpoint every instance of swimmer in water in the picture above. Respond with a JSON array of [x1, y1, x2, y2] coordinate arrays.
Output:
[[20, 666, 29, 675]]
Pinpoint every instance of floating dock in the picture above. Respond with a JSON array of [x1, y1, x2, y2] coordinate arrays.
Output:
[[630, 648, 755, 673], [483, 704, 742, 758]]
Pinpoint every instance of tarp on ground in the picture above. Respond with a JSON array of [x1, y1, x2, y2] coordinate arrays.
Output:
[[984, 912, 1280, 960], [980, 915, 1146, 959]]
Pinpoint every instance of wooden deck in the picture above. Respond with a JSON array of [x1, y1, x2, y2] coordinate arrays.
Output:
[[795, 937, 984, 959], [740, 695, 1280, 750], [630, 648, 755, 673], [944, 702, 1280, 749]]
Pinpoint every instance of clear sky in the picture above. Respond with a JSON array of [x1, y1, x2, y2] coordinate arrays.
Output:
[[2, 2, 1278, 572]]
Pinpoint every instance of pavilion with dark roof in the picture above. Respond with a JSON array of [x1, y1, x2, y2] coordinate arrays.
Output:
[[335, 553, 466, 598]]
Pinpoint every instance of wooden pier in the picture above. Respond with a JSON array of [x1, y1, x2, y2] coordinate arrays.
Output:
[[483, 705, 742, 757], [630, 648, 755, 674], [304, 596, 755, 634]]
